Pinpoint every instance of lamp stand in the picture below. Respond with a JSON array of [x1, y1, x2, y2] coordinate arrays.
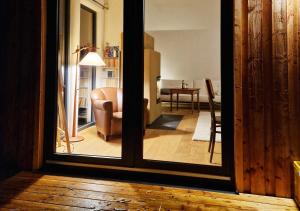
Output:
[[71, 49, 85, 142]]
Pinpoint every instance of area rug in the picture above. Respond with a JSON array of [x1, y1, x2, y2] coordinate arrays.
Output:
[[192, 111, 221, 142], [148, 115, 184, 130]]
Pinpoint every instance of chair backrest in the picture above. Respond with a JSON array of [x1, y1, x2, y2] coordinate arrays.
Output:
[[91, 88, 123, 112], [205, 79, 216, 121]]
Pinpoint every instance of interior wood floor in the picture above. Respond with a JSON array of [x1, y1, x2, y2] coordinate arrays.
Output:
[[57, 108, 221, 166], [0, 172, 298, 210]]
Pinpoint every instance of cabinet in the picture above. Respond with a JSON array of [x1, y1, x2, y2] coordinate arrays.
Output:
[[120, 32, 161, 124], [143, 33, 161, 124], [144, 49, 161, 124]]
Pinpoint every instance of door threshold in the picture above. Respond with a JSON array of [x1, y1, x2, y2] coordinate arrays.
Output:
[[46, 160, 231, 181]]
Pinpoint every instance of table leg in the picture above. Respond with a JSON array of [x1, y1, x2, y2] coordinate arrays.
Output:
[[176, 93, 179, 110], [170, 93, 172, 111], [191, 92, 194, 114], [197, 92, 200, 112]]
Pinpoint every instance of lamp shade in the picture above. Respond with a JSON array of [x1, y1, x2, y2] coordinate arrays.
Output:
[[79, 52, 106, 66]]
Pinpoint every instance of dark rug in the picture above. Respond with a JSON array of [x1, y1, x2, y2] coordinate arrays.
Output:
[[148, 115, 184, 130]]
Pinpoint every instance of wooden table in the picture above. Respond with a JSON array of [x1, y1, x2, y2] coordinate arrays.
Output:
[[169, 88, 200, 113]]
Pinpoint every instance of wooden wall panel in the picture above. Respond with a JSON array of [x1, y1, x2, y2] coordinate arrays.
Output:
[[235, 0, 300, 197], [234, 0, 245, 192], [248, 0, 266, 195], [272, 0, 291, 197], [296, 0, 300, 162], [288, 0, 300, 164], [262, 0, 274, 196], [33, 0, 46, 170], [0, 0, 42, 177]]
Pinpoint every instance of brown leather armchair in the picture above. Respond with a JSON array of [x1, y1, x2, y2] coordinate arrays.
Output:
[[91, 88, 148, 141]]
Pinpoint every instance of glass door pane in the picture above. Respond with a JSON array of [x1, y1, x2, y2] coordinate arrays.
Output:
[[143, 0, 222, 166], [55, 0, 124, 158]]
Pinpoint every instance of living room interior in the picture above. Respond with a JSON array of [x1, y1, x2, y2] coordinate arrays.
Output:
[[56, 0, 222, 166]]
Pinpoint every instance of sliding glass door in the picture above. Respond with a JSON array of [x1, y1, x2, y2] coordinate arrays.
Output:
[[132, 0, 234, 177], [46, 0, 126, 164], [143, 0, 222, 166], [45, 0, 234, 185]]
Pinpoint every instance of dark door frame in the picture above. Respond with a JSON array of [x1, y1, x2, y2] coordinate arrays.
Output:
[[43, 0, 235, 191]]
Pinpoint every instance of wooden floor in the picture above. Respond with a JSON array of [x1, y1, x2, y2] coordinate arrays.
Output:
[[57, 108, 221, 166], [0, 172, 298, 210]]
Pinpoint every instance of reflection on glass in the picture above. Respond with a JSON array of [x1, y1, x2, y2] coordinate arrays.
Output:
[[78, 7, 96, 129], [143, 0, 222, 166], [55, 0, 124, 158]]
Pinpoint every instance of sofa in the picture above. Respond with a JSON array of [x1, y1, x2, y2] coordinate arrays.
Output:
[[160, 79, 221, 104], [91, 87, 148, 141]]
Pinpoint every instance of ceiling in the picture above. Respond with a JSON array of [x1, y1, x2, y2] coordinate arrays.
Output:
[[145, 0, 220, 31]]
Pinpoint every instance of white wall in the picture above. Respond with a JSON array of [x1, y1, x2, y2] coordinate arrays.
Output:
[[104, 0, 123, 46], [92, 0, 123, 88], [148, 29, 220, 80], [145, 0, 221, 81], [145, 0, 220, 31]]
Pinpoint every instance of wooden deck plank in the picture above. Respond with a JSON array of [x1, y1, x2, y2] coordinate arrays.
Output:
[[0, 182, 262, 211], [0, 191, 255, 211], [0, 180, 258, 210], [0, 198, 85, 211], [14, 172, 298, 207], [0, 172, 298, 211]]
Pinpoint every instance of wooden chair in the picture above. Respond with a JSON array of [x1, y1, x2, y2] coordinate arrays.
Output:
[[205, 79, 221, 163]]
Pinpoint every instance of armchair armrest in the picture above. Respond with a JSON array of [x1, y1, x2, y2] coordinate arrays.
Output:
[[93, 100, 113, 112]]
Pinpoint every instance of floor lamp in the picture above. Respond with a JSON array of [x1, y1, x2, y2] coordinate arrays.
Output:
[[57, 46, 105, 152], [71, 46, 106, 142]]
